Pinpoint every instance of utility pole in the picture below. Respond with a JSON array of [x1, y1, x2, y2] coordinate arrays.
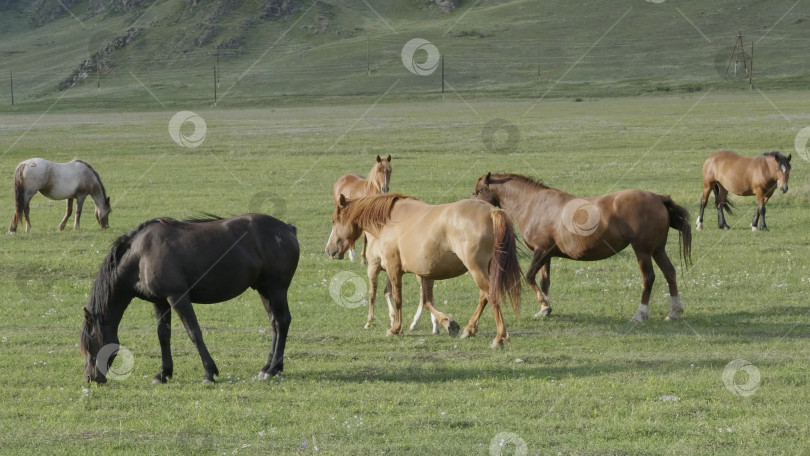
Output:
[[441, 55, 445, 98], [10, 71, 13, 106], [213, 65, 217, 106], [366, 36, 370, 76], [749, 41, 754, 90]]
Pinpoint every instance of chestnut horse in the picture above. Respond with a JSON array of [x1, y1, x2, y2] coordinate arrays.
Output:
[[81, 215, 299, 384], [8, 158, 111, 233], [326, 194, 521, 348], [697, 150, 791, 231], [332, 154, 392, 262], [473, 173, 691, 323]]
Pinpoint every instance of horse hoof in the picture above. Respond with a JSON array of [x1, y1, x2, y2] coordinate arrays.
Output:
[[364, 322, 371, 329], [432, 328, 440, 335], [631, 312, 648, 323], [695, 221, 703, 231], [202, 377, 216, 384], [152, 376, 168, 385], [490, 340, 504, 349], [760, 227, 769, 232], [534, 307, 552, 318], [447, 320, 460, 338], [386, 329, 400, 337], [408, 324, 418, 331], [751, 226, 757, 231]]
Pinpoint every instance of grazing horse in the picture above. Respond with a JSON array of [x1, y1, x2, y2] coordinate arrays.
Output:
[[326, 193, 521, 348], [697, 150, 791, 231], [332, 154, 392, 262], [80, 214, 299, 384], [473, 173, 691, 323], [8, 158, 111, 233]]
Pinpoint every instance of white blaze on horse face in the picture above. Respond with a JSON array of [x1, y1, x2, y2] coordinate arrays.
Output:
[[326, 226, 336, 254]]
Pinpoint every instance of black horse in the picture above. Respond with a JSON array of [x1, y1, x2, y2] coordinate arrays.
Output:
[[81, 214, 299, 384]]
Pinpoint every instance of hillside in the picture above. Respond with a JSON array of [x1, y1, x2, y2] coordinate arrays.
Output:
[[1, 0, 809, 110]]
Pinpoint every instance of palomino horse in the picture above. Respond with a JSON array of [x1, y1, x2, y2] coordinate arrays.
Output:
[[81, 214, 299, 384], [697, 150, 791, 231], [473, 173, 691, 323], [332, 154, 392, 262], [8, 158, 112, 233], [326, 194, 521, 348]]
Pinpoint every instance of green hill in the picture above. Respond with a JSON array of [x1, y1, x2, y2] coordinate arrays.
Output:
[[1, 0, 809, 110]]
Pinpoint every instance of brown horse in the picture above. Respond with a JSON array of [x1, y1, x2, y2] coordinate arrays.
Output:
[[325, 194, 521, 348], [473, 173, 691, 323], [697, 150, 791, 231], [8, 158, 111, 233], [332, 155, 392, 262]]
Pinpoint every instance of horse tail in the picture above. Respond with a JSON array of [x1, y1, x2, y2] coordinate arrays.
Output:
[[661, 195, 692, 268], [712, 182, 734, 216], [489, 209, 522, 320], [13, 162, 25, 218]]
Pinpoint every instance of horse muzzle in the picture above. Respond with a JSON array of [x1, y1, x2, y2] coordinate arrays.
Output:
[[782, 185, 788, 193]]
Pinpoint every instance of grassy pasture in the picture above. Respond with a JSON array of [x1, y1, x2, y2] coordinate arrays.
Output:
[[0, 92, 809, 454]]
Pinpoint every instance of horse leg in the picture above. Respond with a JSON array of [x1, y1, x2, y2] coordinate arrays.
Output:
[[714, 185, 731, 230], [384, 278, 395, 326], [408, 278, 441, 334], [386, 271, 404, 336], [168, 294, 219, 383], [652, 248, 683, 321], [696, 183, 712, 230], [257, 287, 292, 379], [631, 251, 655, 323], [151, 300, 174, 384], [468, 265, 508, 348], [74, 195, 87, 230], [347, 239, 357, 262], [753, 191, 769, 231], [23, 196, 33, 233], [526, 249, 552, 318], [414, 278, 457, 336], [461, 290, 487, 339], [58, 198, 74, 231], [360, 233, 368, 264], [365, 260, 382, 329]]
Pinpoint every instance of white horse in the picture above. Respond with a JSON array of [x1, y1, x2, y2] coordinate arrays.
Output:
[[8, 158, 111, 233]]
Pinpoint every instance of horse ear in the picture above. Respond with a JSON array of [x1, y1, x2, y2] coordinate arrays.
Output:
[[485, 172, 492, 183], [787, 154, 792, 162], [386, 154, 391, 162], [83, 307, 92, 320], [105, 196, 111, 205], [338, 194, 347, 207], [376, 155, 382, 163]]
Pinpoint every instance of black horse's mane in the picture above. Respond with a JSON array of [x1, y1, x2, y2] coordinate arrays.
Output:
[[75, 160, 108, 199], [762, 151, 791, 170]]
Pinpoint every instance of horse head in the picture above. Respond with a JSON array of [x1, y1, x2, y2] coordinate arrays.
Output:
[[326, 194, 363, 259], [472, 172, 501, 207], [96, 196, 111, 228], [80, 307, 108, 383], [374, 155, 392, 193], [775, 153, 791, 193]]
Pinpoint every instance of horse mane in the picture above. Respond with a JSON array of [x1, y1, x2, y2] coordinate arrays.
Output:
[[337, 193, 414, 230], [493, 173, 551, 190], [762, 151, 791, 170], [75, 160, 108, 198]]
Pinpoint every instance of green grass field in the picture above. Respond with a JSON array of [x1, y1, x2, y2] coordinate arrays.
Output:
[[1, 91, 808, 454]]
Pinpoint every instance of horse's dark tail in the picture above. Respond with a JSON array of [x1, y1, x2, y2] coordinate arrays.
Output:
[[712, 182, 734, 217], [489, 209, 522, 320], [662, 195, 692, 268]]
